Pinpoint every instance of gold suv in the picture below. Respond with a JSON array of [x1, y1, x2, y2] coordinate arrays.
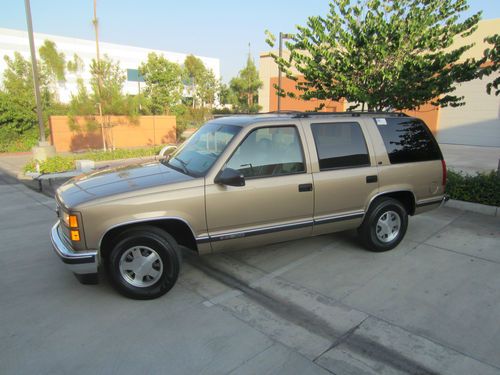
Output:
[[51, 112, 447, 299]]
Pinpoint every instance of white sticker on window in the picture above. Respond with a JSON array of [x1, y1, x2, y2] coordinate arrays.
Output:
[[375, 118, 387, 125]]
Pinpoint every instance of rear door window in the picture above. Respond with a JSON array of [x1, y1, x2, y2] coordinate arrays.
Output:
[[311, 122, 370, 170], [375, 118, 442, 164]]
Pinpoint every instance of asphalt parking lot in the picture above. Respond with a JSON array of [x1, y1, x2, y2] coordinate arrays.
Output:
[[1, 169, 499, 375]]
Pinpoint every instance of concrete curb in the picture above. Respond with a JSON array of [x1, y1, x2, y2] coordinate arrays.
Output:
[[445, 199, 500, 217]]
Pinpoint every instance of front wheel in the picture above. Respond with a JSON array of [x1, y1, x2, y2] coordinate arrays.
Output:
[[107, 226, 181, 299], [358, 198, 408, 252]]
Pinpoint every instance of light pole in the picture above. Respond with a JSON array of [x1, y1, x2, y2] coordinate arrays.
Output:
[[24, 0, 55, 160], [277, 32, 293, 113]]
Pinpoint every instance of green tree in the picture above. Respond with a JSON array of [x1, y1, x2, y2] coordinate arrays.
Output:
[[139, 52, 184, 114], [67, 53, 84, 74], [480, 34, 500, 96], [184, 54, 205, 108], [0, 52, 51, 133], [229, 55, 262, 113], [39, 40, 66, 84], [266, 0, 485, 111], [184, 54, 219, 108], [68, 55, 140, 150]]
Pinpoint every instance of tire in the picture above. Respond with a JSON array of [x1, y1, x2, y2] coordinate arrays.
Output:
[[358, 197, 408, 252], [107, 226, 181, 300]]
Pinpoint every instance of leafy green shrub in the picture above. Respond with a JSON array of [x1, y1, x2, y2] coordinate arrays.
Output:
[[0, 127, 40, 153], [446, 170, 500, 206], [24, 146, 165, 174]]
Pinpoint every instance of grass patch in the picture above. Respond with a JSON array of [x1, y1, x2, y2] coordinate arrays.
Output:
[[446, 170, 500, 206], [24, 146, 166, 174]]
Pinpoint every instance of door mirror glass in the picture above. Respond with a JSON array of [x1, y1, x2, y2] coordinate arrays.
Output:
[[214, 168, 245, 187]]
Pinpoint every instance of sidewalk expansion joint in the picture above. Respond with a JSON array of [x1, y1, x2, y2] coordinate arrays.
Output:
[[186, 253, 344, 342]]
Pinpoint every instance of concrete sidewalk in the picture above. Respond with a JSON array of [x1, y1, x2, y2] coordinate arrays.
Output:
[[1, 168, 499, 375], [440, 143, 500, 174]]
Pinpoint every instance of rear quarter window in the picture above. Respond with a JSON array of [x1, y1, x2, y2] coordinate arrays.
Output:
[[375, 118, 442, 164]]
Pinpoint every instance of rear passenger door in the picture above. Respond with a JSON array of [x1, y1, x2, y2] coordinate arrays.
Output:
[[303, 120, 380, 235]]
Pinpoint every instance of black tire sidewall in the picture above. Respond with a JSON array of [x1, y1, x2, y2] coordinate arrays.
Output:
[[108, 228, 180, 300], [362, 199, 408, 252]]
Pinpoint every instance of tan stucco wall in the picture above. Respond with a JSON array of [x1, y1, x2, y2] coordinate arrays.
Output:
[[50, 115, 176, 152], [449, 19, 499, 62], [437, 75, 500, 146]]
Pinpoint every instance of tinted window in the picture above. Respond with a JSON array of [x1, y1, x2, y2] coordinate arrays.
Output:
[[225, 126, 305, 178], [376, 118, 442, 164], [311, 122, 370, 170]]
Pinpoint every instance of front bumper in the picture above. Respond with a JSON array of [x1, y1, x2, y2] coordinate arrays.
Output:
[[50, 222, 98, 275]]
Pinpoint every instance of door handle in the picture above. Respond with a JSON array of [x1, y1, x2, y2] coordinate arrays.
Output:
[[366, 175, 378, 183], [298, 183, 313, 192]]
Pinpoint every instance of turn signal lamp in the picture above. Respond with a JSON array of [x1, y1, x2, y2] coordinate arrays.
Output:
[[69, 215, 79, 228], [70, 230, 81, 242]]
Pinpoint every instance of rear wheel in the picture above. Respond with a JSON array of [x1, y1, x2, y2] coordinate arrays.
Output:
[[107, 226, 181, 299], [358, 197, 408, 252]]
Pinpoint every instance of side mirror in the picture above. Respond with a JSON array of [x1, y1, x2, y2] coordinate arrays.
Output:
[[214, 168, 245, 187], [158, 145, 177, 159]]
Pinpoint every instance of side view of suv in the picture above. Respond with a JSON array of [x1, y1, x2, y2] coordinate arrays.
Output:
[[51, 112, 447, 299]]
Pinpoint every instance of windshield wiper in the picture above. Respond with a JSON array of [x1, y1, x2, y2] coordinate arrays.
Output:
[[171, 156, 190, 175]]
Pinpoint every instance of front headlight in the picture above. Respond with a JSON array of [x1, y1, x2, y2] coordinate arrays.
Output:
[[62, 211, 70, 226]]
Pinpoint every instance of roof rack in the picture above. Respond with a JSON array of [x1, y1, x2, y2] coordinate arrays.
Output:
[[212, 110, 408, 119], [289, 111, 408, 118], [213, 110, 302, 117]]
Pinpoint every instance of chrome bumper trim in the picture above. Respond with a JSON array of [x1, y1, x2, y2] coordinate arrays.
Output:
[[50, 222, 98, 275]]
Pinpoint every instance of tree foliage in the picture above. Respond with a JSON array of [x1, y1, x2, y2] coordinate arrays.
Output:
[[39, 40, 66, 84], [68, 55, 141, 149], [67, 53, 84, 74], [69, 56, 133, 119], [480, 34, 500, 96], [266, 0, 486, 111], [229, 56, 262, 113], [139, 52, 184, 115], [184, 54, 219, 108], [0, 52, 51, 134]]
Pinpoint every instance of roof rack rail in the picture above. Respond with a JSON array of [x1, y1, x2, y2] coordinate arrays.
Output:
[[213, 111, 301, 118], [289, 111, 408, 118], [212, 110, 408, 119]]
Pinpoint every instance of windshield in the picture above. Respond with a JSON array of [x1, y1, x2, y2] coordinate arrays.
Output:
[[165, 123, 241, 177]]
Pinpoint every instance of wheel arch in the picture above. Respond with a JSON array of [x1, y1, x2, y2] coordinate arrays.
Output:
[[366, 190, 416, 216], [99, 218, 198, 258]]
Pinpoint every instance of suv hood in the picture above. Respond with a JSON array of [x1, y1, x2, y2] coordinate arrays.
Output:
[[57, 161, 193, 208]]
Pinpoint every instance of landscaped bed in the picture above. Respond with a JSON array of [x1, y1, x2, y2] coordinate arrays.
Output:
[[446, 170, 500, 207]]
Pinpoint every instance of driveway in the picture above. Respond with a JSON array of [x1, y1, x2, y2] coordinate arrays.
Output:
[[1, 169, 499, 375]]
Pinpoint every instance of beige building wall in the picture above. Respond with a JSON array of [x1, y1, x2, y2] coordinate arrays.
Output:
[[449, 19, 499, 62], [259, 50, 291, 112], [438, 75, 500, 146], [259, 53, 278, 113], [438, 18, 500, 146]]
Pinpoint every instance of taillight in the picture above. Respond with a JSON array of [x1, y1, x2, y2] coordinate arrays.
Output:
[[441, 159, 447, 188]]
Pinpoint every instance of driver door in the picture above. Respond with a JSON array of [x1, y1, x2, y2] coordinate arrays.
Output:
[[205, 125, 314, 252]]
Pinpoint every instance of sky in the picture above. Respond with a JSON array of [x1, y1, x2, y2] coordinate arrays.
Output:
[[1, 0, 499, 82]]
